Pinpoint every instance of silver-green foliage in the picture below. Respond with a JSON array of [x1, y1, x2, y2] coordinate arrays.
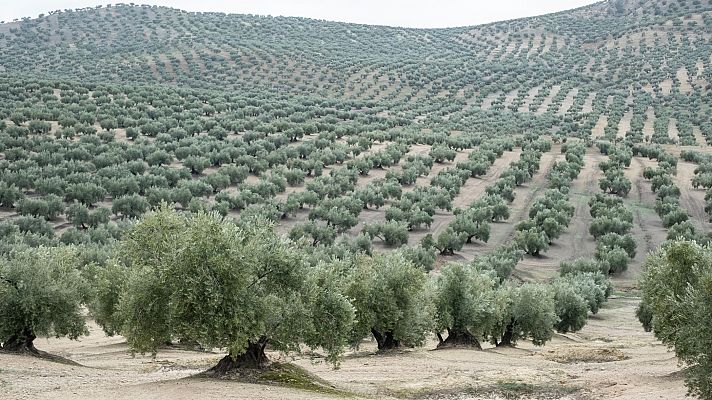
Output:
[[99, 206, 354, 366], [639, 240, 712, 398], [433, 264, 501, 347], [345, 252, 433, 351], [0, 246, 89, 351]]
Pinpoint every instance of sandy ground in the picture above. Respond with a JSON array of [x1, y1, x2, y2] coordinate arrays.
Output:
[[616, 110, 632, 140], [591, 115, 607, 140], [0, 297, 685, 400], [676, 160, 712, 232]]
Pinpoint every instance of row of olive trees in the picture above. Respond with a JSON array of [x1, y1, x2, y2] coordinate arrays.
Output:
[[587, 141, 638, 273], [641, 147, 708, 243], [433, 138, 551, 255], [588, 194, 636, 274], [432, 138, 520, 255], [596, 141, 632, 196], [680, 149, 712, 228], [0, 206, 611, 374], [513, 140, 585, 256]]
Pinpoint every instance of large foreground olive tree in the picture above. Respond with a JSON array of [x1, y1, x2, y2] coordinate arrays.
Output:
[[639, 240, 712, 398], [99, 207, 354, 372]]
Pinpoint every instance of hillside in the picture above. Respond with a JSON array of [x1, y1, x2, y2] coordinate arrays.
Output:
[[1, 0, 712, 104], [1, 1, 712, 399]]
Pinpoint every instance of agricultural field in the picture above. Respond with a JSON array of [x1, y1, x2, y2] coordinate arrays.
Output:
[[1, 0, 712, 399]]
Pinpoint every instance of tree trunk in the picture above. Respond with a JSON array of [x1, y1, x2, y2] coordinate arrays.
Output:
[[208, 337, 269, 374], [371, 328, 400, 351], [1, 330, 38, 354], [497, 322, 515, 347], [437, 328, 482, 349]]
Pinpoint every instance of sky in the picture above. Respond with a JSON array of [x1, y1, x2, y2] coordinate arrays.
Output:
[[3, 1, 598, 28]]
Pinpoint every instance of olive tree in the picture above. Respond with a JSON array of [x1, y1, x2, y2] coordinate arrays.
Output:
[[490, 283, 557, 347], [639, 240, 712, 398], [589, 216, 633, 238], [551, 282, 589, 333], [597, 247, 630, 274], [346, 253, 432, 351], [435, 227, 468, 255], [289, 221, 337, 246], [595, 232, 636, 259], [99, 208, 354, 372], [450, 207, 492, 244], [0, 181, 24, 208], [65, 183, 107, 206], [182, 156, 211, 175], [362, 221, 409, 247], [514, 227, 549, 256], [0, 246, 89, 354], [17, 195, 64, 220], [112, 194, 150, 219], [433, 263, 500, 348]]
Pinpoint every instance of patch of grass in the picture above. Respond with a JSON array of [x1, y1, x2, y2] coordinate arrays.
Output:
[[197, 362, 354, 397], [494, 380, 579, 398], [495, 380, 538, 394], [259, 363, 347, 395], [542, 347, 629, 363], [389, 380, 580, 399]]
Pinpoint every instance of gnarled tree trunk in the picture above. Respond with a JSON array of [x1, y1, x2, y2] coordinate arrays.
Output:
[[209, 336, 269, 375], [1, 330, 38, 354], [371, 328, 400, 351], [497, 322, 515, 347], [437, 328, 482, 349]]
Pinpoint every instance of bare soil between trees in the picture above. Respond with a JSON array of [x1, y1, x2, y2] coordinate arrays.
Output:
[[0, 297, 685, 400]]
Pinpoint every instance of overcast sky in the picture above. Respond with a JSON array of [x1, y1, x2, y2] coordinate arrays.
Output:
[[3, 1, 598, 28]]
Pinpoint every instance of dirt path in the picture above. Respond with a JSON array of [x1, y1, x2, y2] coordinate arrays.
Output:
[[668, 118, 680, 143], [517, 150, 603, 282], [617, 110, 633, 140], [692, 125, 708, 147], [452, 149, 522, 209], [642, 107, 655, 137], [592, 114, 608, 140], [536, 85, 562, 115], [557, 87, 578, 116], [616, 156, 668, 290], [519, 86, 541, 112]]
